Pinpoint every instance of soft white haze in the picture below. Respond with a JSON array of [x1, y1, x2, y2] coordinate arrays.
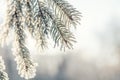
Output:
[[0, 0, 120, 65], [0, 0, 120, 80]]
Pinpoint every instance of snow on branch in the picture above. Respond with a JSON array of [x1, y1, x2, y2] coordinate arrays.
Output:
[[0, 0, 81, 79]]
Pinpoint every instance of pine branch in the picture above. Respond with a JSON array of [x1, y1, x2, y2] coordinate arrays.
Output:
[[0, 56, 9, 80], [32, 0, 51, 49], [0, 25, 10, 47], [47, 0, 81, 28], [13, 14, 37, 80], [34, 0, 50, 35], [0, 0, 17, 46], [23, 0, 35, 36], [0, 0, 81, 79], [7, 0, 37, 79], [34, 2, 76, 50], [34, 0, 77, 50], [50, 18, 76, 50]]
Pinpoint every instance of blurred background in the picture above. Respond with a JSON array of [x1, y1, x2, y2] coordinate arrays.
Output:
[[0, 0, 120, 80]]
